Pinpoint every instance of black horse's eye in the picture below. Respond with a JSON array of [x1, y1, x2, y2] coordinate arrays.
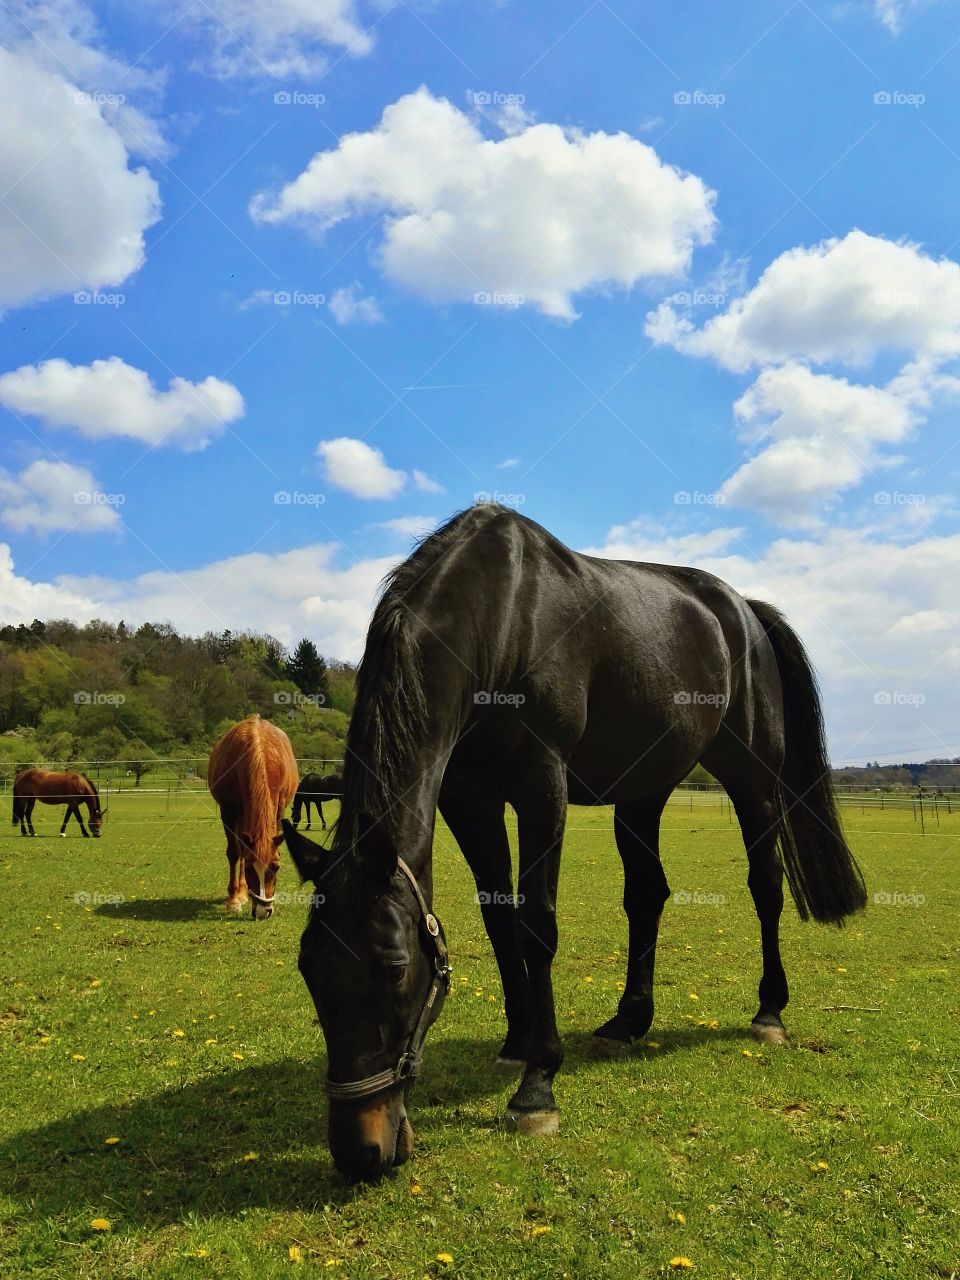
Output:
[[382, 963, 407, 985]]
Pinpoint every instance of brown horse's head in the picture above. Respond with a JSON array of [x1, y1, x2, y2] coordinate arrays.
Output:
[[243, 832, 284, 920]]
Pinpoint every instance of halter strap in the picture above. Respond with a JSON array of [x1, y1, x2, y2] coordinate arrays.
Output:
[[324, 856, 451, 1102]]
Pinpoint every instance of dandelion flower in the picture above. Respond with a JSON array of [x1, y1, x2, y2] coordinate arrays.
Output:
[[531, 1224, 552, 1237], [812, 1160, 829, 1171], [289, 1245, 302, 1262], [172, 1029, 186, 1039], [688, 993, 699, 1001], [232, 1052, 245, 1060], [89, 979, 102, 988], [104, 1137, 120, 1146], [436, 1253, 454, 1265], [242, 1152, 259, 1161], [669, 1258, 694, 1270], [72, 1053, 86, 1062], [90, 1218, 111, 1231], [669, 1210, 687, 1225]]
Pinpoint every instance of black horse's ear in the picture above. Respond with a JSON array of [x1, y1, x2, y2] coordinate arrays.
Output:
[[281, 819, 327, 882], [356, 811, 398, 883]]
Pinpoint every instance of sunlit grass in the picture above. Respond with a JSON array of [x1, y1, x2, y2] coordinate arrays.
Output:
[[0, 791, 957, 1277]]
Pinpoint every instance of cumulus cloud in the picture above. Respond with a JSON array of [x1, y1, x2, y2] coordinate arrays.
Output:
[[0, 358, 245, 450], [412, 469, 444, 494], [0, 47, 160, 310], [316, 438, 406, 499], [329, 282, 384, 325], [251, 87, 717, 319], [646, 230, 960, 373], [872, 0, 924, 33], [0, 0, 171, 159], [378, 515, 439, 539], [583, 518, 960, 762], [175, 0, 372, 78], [0, 460, 121, 534], [646, 231, 960, 522], [0, 540, 393, 661]]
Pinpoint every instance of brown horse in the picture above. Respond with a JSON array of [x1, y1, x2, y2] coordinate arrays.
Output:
[[13, 769, 103, 838], [207, 716, 299, 920]]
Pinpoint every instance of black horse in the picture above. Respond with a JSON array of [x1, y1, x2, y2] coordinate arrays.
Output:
[[284, 505, 866, 1181], [291, 773, 343, 830]]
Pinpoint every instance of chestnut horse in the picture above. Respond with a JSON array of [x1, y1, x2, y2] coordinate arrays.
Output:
[[207, 716, 299, 920], [13, 768, 103, 838]]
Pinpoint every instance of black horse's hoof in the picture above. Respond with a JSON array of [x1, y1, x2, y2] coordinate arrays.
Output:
[[751, 1017, 788, 1046], [504, 1108, 560, 1136]]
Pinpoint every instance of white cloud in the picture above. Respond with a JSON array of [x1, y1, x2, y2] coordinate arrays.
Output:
[[329, 282, 384, 325], [646, 230, 960, 373], [251, 87, 717, 319], [497, 457, 521, 469], [379, 515, 438, 539], [718, 363, 923, 523], [0, 0, 171, 160], [583, 519, 960, 762], [0, 540, 394, 660], [0, 460, 121, 534], [872, 0, 924, 33], [0, 358, 245, 451], [646, 230, 960, 522], [176, 0, 372, 79], [0, 47, 161, 310], [412, 469, 444, 494], [316, 438, 406, 499]]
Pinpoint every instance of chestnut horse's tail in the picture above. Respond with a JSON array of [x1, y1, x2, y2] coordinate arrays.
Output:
[[210, 717, 298, 865], [747, 599, 868, 925]]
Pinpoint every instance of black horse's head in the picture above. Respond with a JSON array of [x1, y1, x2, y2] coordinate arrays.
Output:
[[282, 816, 449, 1180]]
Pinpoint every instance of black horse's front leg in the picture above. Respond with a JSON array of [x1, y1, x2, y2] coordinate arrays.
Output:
[[438, 783, 530, 1065], [507, 763, 566, 1134]]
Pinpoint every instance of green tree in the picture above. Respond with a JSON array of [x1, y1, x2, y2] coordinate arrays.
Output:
[[286, 639, 330, 706]]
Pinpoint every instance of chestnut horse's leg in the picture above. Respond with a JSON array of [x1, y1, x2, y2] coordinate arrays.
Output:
[[222, 811, 247, 911], [593, 790, 673, 1048]]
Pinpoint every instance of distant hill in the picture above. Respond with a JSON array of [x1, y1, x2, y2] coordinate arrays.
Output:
[[832, 759, 960, 791], [0, 618, 356, 775]]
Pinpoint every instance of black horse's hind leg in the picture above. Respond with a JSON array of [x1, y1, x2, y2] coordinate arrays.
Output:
[[318, 798, 327, 831], [26, 798, 37, 836], [438, 782, 530, 1065], [732, 789, 789, 1044], [593, 790, 672, 1048], [505, 761, 566, 1133], [304, 800, 312, 831]]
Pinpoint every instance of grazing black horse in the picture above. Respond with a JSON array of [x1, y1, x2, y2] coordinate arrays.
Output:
[[291, 773, 343, 830], [284, 505, 866, 1181]]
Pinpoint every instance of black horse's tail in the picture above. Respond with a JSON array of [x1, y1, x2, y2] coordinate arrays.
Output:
[[748, 599, 867, 925]]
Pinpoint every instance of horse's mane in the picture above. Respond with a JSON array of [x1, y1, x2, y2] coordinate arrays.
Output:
[[78, 772, 100, 804], [332, 506, 495, 866]]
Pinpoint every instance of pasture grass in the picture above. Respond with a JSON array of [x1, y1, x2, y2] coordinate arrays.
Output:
[[1, 790, 957, 1278]]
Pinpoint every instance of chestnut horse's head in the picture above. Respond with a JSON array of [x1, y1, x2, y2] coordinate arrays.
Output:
[[282, 816, 450, 1180], [242, 832, 284, 920]]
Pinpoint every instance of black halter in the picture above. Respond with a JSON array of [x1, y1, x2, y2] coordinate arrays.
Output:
[[324, 857, 451, 1102]]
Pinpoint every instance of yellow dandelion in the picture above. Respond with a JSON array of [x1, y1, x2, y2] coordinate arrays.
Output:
[[90, 1218, 111, 1231], [669, 1259, 694, 1270], [72, 1053, 86, 1062], [688, 993, 699, 1001], [668, 1210, 687, 1225], [242, 1152, 259, 1161], [38, 1034, 51, 1045], [436, 1253, 454, 1265], [289, 1245, 302, 1262], [172, 1029, 186, 1039], [409, 1180, 422, 1196], [104, 1137, 120, 1146], [205, 1038, 218, 1046], [89, 979, 102, 988], [189, 1248, 209, 1258], [324, 1261, 341, 1269], [584, 976, 593, 983], [812, 1160, 829, 1171], [645, 1040, 660, 1049], [836, 966, 847, 973], [232, 1052, 245, 1060], [741, 1049, 754, 1058], [531, 1224, 552, 1237]]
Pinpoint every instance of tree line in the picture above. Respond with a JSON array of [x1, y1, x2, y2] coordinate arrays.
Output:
[[0, 618, 356, 776]]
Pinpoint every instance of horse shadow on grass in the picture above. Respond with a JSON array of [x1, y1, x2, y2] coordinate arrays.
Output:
[[0, 1023, 750, 1225], [94, 897, 224, 923]]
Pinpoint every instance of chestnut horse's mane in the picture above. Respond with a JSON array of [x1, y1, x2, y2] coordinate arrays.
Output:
[[208, 716, 298, 867]]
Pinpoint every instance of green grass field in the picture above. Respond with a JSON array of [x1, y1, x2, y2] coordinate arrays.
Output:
[[1, 790, 957, 1278]]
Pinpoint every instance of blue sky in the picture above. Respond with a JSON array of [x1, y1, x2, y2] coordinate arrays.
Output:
[[1, 0, 959, 763]]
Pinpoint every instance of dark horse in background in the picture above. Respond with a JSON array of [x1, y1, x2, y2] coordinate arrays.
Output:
[[13, 768, 103, 837], [291, 773, 343, 830], [284, 505, 867, 1180]]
